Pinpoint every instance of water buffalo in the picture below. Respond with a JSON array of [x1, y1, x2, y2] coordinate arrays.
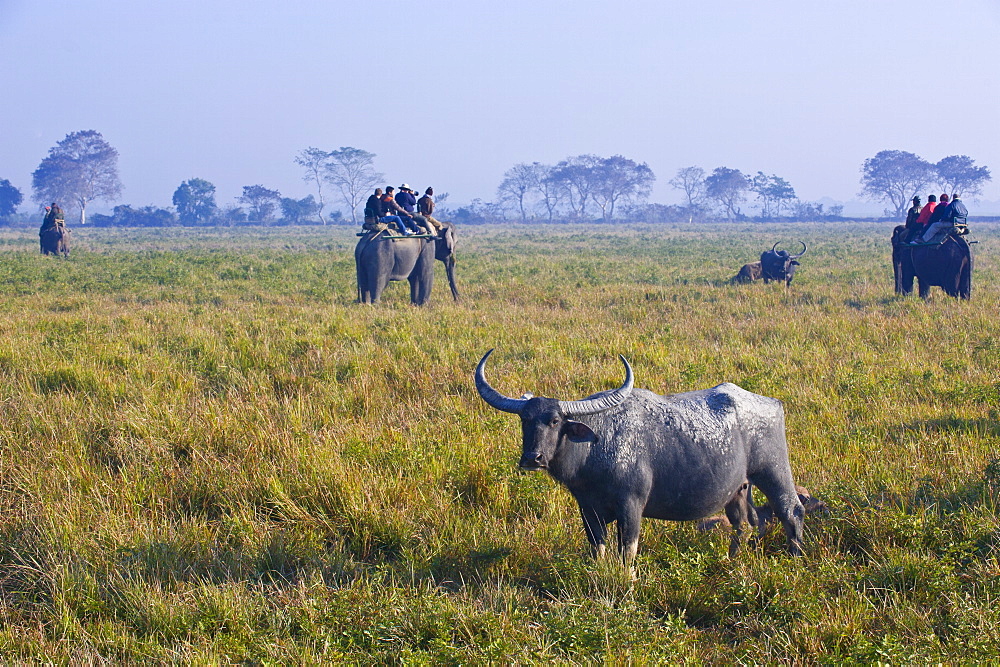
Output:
[[730, 261, 763, 284], [355, 221, 459, 305], [760, 241, 806, 286], [40, 226, 70, 256], [475, 350, 805, 564], [891, 226, 972, 299]]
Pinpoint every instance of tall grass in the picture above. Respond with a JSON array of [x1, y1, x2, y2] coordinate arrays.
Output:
[[0, 222, 998, 662]]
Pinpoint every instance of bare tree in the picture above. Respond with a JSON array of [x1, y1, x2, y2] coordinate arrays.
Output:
[[32, 130, 122, 224], [548, 154, 601, 219], [324, 147, 384, 224], [534, 165, 563, 222], [669, 166, 706, 220], [497, 162, 542, 221], [295, 147, 331, 224]]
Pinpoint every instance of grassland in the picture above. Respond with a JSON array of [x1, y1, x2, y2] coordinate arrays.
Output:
[[0, 222, 998, 663]]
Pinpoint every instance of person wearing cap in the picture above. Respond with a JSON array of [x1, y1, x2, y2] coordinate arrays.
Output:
[[395, 184, 417, 214], [417, 187, 443, 234], [920, 193, 968, 242], [395, 184, 433, 234], [902, 195, 922, 242], [380, 186, 420, 235]]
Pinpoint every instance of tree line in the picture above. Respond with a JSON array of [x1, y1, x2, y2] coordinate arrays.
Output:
[[0, 129, 991, 226], [487, 159, 840, 223], [859, 150, 991, 218]]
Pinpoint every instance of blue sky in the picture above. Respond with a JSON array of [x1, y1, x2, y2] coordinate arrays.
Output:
[[3, 0, 999, 215]]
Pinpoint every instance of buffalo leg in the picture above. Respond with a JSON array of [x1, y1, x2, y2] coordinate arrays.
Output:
[[748, 471, 804, 555], [578, 504, 609, 559], [918, 279, 931, 300], [615, 499, 644, 566], [724, 483, 752, 557]]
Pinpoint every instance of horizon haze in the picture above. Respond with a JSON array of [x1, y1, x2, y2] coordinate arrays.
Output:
[[3, 0, 999, 217]]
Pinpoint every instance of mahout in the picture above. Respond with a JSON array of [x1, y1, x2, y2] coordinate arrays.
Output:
[[355, 221, 459, 305], [474, 350, 805, 565], [760, 241, 807, 286], [891, 226, 972, 299]]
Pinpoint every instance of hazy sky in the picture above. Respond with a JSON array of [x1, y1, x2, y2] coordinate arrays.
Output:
[[3, 0, 1000, 215]]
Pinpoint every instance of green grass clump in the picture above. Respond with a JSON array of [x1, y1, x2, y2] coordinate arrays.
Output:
[[0, 222, 998, 662]]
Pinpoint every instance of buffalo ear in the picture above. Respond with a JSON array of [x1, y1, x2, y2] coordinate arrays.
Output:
[[562, 420, 597, 444]]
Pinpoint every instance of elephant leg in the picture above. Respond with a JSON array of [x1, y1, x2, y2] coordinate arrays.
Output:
[[959, 263, 972, 300], [409, 245, 435, 305], [918, 278, 930, 300]]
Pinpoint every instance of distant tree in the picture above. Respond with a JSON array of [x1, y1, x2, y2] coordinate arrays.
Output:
[[238, 185, 281, 223], [790, 201, 844, 221], [280, 195, 320, 224], [295, 147, 331, 224], [532, 165, 563, 222], [324, 147, 383, 224], [453, 198, 505, 225], [89, 205, 177, 227], [590, 155, 655, 221], [935, 155, 991, 198], [548, 154, 601, 219], [497, 162, 541, 221], [749, 172, 796, 219], [32, 130, 122, 224], [220, 204, 247, 226], [859, 150, 936, 219], [0, 179, 23, 221], [172, 178, 217, 225], [621, 202, 689, 223], [705, 167, 749, 221], [669, 166, 707, 219]]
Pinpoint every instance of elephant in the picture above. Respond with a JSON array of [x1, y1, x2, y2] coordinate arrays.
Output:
[[39, 226, 70, 257], [355, 221, 459, 305], [891, 225, 972, 299]]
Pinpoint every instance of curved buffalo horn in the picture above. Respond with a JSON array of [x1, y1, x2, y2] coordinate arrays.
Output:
[[557, 355, 634, 416], [790, 241, 807, 259], [475, 349, 529, 414], [771, 242, 781, 253]]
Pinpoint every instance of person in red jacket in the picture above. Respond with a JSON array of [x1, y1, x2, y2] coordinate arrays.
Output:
[[914, 194, 937, 228], [381, 186, 421, 235]]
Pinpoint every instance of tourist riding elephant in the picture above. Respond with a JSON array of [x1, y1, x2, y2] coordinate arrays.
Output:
[[891, 226, 972, 299], [40, 226, 70, 257], [355, 221, 459, 305]]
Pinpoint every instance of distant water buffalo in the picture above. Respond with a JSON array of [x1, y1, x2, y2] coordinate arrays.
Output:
[[730, 261, 763, 284], [891, 226, 972, 299], [760, 241, 807, 286], [39, 226, 70, 257], [475, 350, 805, 564]]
